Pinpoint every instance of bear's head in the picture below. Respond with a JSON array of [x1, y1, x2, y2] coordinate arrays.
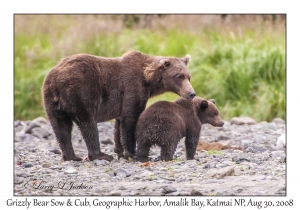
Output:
[[144, 54, 195, 100], [194, 97, 224, 127]]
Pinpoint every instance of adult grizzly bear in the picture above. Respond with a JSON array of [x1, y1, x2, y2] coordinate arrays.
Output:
[[134, 97, 224, 162], [42, 50, 195, 161]]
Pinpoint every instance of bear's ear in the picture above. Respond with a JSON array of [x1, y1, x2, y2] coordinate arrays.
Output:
[[182, 54, 191, 65], [200, 100, 208, 110], [159, 59, 170, 68], [209, 99, 215, 104]]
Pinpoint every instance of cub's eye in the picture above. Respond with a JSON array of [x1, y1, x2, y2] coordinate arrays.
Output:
[[165, 61, 170, 67], [215, 112, 218, 115]]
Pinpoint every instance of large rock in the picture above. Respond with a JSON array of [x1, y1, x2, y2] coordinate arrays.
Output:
[[32, 116, 49, 124], [24, 122, 40, 133], [113, 168, 131, 177], [162, 185, 177, 194], [272, 118, 285, 124], [230, 117, 256, 125], [31, 127, 49, 139], [275, 134, 286, 151]]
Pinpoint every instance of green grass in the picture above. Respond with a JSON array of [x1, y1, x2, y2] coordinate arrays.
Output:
[[14, 15, 286, 122], [205, 150, 224, 155]]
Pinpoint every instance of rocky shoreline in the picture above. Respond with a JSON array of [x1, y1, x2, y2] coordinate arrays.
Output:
[[14, 117, 286, 196]]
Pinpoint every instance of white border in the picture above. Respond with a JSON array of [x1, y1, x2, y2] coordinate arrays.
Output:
[[2, 0, 299, 209]]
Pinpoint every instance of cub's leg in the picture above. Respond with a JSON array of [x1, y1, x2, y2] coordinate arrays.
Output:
[[160, 144, 177, 161], [135, 142, 151, 162], [185, 132, 200, 160]]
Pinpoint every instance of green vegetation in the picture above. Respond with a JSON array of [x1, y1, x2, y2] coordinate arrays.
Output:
[[205, 150, 224, 155], [14, 15, 285, 121], [104, 168, 113, 173]]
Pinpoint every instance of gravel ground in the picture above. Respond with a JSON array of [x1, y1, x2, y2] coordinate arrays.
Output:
[[14, 117, 286, 196]]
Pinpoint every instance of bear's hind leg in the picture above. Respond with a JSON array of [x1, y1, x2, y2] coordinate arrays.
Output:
[[76, 120, 113, 161], [135, 142, 151, 162], [48, 113, 81, 161], [120, 118, 137, 159]]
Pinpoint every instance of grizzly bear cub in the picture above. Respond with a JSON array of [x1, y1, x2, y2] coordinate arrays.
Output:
[[135, 97, 224, 162]]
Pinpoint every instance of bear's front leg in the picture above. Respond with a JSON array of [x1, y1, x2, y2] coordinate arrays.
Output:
[[120, 96, 146, 159], [76, 119, 113, 161], [120, 116, 137, 159], [113, 119, 124, 159]]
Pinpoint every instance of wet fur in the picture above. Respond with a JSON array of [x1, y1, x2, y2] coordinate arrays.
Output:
[[135, 97, 224, 162], [42, 50, 194, 161]]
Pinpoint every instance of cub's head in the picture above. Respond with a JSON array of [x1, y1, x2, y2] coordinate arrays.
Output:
[[144, 54, 195, 100], [193, 97, 224, 127]]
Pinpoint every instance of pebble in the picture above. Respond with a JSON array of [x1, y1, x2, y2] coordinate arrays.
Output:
[[48, 148, 61, 154], [42, 162, 51, 168], [185, 159, 197, 167], [207, 166, 235, 179], [113, 169, 131, 177], [191, 189, 203, 196], [14, 176, 24, 184], [215, 134, 230, 140], [108, 190, 122, 196], [22, 163, 34, 168], [64, 167, 78, 174], [18, 133, 35, 142], [94, 160, 109, 166], [270, 150, 285, 158], [16, 172, 30, 178], [163, 185, 177, 194], [101, 139, 114, 145], [244, 145, 267, 153]]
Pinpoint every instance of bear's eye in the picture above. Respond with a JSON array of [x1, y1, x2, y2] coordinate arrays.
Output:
[[177, 75, 184, 80], [165, 61, 170, 67]]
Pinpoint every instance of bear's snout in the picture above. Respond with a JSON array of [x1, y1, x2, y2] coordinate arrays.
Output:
[[188, 91, 196, 99], [217, 121, 224, 127], [181, 91, 196, 101]]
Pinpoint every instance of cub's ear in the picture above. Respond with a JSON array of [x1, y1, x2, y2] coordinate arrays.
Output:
[[209, 99, 215, 104], [200, 100, 208, 110], [159, 59, 170, 68], [182, 54, 191, 65]]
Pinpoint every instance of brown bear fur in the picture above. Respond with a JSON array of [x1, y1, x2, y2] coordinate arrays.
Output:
[[42, 50, 195, 161], [134, 97, 224, 162]]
